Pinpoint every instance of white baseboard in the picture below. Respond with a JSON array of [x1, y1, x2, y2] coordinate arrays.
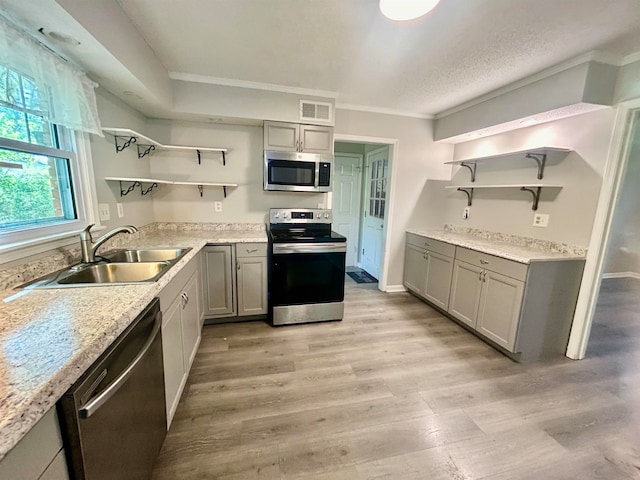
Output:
[[601, 271, 640, 280], [384, 285, 407, 293]]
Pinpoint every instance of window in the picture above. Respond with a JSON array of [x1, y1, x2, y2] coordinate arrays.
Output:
[[0, 65, 93, 257], [368, 157, 388, 219]]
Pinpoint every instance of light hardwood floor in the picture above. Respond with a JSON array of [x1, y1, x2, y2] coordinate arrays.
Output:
[[151, 277, 640, 479]]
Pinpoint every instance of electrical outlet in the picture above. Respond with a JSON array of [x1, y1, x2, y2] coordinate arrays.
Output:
[[533, 213, 549, 227], [462, 207, 470, 220], [116, 203, 124, 218], [98, 203, 110, 221], [214, 201, 223, 212]]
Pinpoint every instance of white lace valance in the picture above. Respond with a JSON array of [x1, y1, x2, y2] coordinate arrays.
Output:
[[0, 15, 102, 136]]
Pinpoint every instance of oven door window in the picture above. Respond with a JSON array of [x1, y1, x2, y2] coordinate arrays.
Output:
[[268, 160, 315, 186], [271, 251, 345, 305]]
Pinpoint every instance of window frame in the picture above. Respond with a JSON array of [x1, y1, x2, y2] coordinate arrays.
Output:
[[0, 132, 97, 263]]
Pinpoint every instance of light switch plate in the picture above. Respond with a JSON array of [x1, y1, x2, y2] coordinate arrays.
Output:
[[116, 203, 124, 218], [214, 201, 223, 212], [533, 213, 549, 227], [98, 203, 110, 221]]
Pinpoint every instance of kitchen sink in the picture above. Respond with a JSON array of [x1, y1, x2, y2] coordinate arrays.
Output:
[[101, 248, 189, 263], [57, 262, 170, 285], [24, 247, 191, 288]]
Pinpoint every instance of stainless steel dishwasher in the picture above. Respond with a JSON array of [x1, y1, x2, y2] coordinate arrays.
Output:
[[57, 298, 166, 480]]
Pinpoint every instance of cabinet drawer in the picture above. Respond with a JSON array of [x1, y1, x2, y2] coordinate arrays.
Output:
[[406, 233, 455, 257], [455, 247, 528, 281], [236, 243, 267, 258]]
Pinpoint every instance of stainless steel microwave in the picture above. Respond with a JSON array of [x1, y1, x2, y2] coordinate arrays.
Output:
[[264, 150, 332, 192]]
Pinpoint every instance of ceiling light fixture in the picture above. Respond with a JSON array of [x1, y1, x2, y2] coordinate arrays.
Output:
[[379, 0, 441, 21]]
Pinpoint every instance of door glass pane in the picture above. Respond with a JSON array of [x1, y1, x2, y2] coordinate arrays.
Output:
[[380, 200, 385, 219]]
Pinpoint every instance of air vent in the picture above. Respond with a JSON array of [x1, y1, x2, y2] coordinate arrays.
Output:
[[300, 100, 332, 123]]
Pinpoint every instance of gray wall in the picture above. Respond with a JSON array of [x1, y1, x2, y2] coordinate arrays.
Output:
[[430, 108, 616, 247], [604, 115, 640, 275]]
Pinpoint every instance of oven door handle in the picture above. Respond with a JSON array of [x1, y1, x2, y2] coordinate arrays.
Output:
[[273, 242, 347, 254]]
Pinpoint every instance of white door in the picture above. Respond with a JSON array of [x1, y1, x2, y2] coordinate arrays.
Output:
[[360, 147, 388, 279], [333, 154, 363, 266]]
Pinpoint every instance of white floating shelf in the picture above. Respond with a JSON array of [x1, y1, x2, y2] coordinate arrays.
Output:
[[444, 147, 571, 165], [105, 177, 237, 198], [446, 184, 562, 189]]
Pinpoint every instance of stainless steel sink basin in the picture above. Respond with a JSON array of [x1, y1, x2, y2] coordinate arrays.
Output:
[[102, 248, 189, 263], [57, 262, 170, 285]]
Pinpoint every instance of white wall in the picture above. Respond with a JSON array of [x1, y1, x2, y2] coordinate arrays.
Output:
[[335, 109, 454, 289], [431, 108, 616, 247], [603, 116, 640, 275], [90, 88, 156, 230], [146, 119, 326, 224]]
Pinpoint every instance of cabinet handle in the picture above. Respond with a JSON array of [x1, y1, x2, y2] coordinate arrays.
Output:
[[237, 262, 241, 271], [424, 242, 431, 247], [246, 248, 258, 254], [185, 292, 189, 304], [479, 271, 483, 281], [482, 271, 487, 282], [480, 259, 489, 265]]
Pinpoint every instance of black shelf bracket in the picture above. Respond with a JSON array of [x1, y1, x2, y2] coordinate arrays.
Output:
[[137, 144, 156, 159], [459, 162, 477, 182], [520, 186, 542, 210], [197, 185, 203, 197], [118, 180, 141, 197], [457, 187, 474, 206], [197, 149, 201, 165], [526, 153, 547, 180], [114, 135, 137, 153], [223, 185, 228, 198], [141, 182, 159, 196], [222, 151, 226, 166]]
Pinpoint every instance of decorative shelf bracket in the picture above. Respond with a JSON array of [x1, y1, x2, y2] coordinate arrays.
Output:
[[457, 187, 474, 206], [520, 186, 542, 210], [197, 149, 201, 165], [197, 185, 203, 197], [460, 162, 477, 182], [114, 135, 137, 153], [118, 180, 141, 197], [526, 153, 547, 180], [222, 151, 226, 166], [223, 185, 228, 198], [141, 182, 159, 196], [137, 144, 156, 159]]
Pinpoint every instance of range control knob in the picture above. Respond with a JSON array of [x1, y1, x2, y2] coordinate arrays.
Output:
[[274, 212, 280, 218], [324, 212, 330, 219], [283, 212, 289, 219]]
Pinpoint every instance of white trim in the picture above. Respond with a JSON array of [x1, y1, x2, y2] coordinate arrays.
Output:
[[336, 103, 433, 120], [601, 272, 640, 280], [436, 52, 624, 119], [622, 51, 640, 66], [335, 133, 399, 294], [169, 72, 339, 99], [384, 285, 408, 293], [565, 100, 640, 359]]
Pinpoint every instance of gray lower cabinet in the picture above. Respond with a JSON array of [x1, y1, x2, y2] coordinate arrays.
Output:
[[202, 245, 236, 317], [158, 253, 203, 427], [203, 243, 268, 321], [405, 234, 585, 361], [403, 233, 454, 310], [0, 408, 70, 480]]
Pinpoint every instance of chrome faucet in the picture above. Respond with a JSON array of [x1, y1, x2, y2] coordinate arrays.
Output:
[[79, 224, 138, 263]]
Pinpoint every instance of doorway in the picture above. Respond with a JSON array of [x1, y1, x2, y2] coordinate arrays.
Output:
[[333, 141, 392, 285]]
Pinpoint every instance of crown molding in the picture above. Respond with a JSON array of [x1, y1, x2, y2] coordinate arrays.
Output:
[[336, 103, 433, 119], [169, 72, 338, 99], [622, 50, 640, 66]]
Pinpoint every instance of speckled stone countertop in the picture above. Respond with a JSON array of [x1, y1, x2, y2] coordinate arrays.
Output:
[[407, 226, 586, 264], [0, 224, 267, 460]]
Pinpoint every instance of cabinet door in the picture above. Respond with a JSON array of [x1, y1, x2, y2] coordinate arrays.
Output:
[[448, 260, 483, 328], [477, 270, 525, 351], [299, 124, 333, 154], [424, 251, 454, 311], [264, 121, 299, 151], [203, 245, 235, 317], [181, 272, 201, 369], [403, 243, 428, 295], [161, 296, 186, 426], [237, 256, 268, 316]]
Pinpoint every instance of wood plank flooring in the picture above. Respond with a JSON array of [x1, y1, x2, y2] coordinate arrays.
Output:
[[151, 277, 640, 479]]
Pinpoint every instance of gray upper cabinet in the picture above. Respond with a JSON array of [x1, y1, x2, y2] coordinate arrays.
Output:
[[264, 121, 333, 154], [203, 245, 236, 318]]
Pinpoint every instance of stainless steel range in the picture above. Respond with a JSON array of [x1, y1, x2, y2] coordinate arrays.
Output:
[[268, 208, 347, 326]]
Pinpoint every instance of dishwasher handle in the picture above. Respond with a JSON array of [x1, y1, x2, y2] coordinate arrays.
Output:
[[79, 310, 162, 418]]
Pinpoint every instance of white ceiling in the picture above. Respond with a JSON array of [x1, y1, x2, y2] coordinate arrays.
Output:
[[114, 0, 640, 116]]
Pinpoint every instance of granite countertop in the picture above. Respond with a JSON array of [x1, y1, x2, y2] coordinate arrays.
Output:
[[0, 225, 267, 460], [407, 228, 586, 264]]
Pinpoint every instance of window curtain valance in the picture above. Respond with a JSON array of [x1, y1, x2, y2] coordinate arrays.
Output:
[[0, 15, 102, 136]]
